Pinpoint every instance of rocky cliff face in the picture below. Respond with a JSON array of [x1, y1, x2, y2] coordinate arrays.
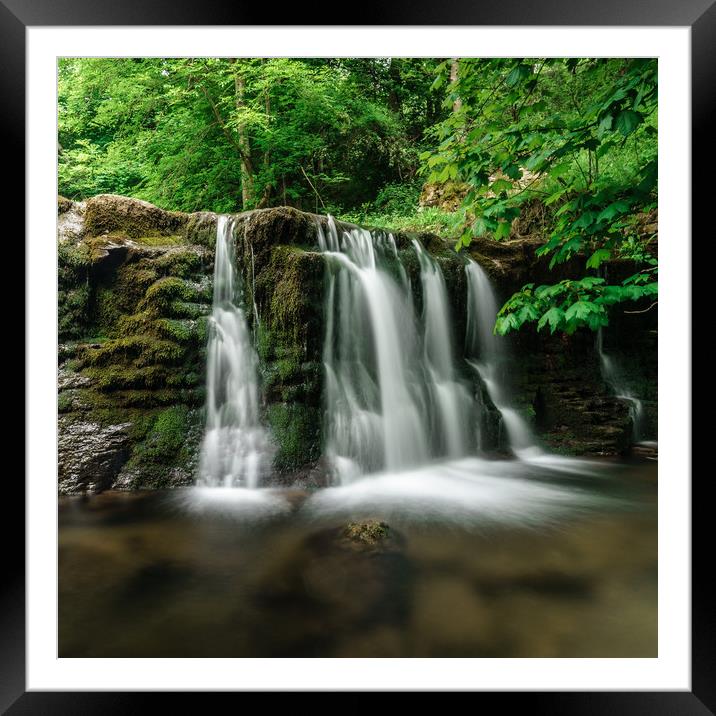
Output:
[[57, 194, 657, 494]]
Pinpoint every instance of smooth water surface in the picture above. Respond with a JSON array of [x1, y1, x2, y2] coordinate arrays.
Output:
[[59, 457, 657, 657]]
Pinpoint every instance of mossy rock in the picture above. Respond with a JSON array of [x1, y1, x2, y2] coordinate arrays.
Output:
[[184, 212, 218, 248], [116, 405, 204, 490], [342, 520, 390, 545], [266, 402, 321, 473], [253, 245, 324, 352], [58, 195, 74, 214], [59, 285, 92, 340], [84, 194, 188, 239]]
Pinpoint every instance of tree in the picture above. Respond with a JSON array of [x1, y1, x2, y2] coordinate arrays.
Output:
[[422, 58, 658, 335]]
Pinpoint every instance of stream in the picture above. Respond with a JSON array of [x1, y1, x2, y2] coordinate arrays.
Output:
[[59, 456, 656, 658]]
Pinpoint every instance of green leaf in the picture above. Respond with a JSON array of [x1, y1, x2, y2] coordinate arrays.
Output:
[[506, 64, 530, 87], [597, 113, 613, 137], [537, 307, 565, 333], [571, 211, 596, 230], [586, 248, 611, 269], [596, 200, 630, 223], [491, 178, 512, 194], [494, 220, 511, 240], [615, 109, 641, 136], [564, 300, 596, 322], [472, 217, 488, 237]]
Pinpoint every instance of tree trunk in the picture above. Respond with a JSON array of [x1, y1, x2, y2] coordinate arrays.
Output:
[[450, 58, 462, 113], [233, 62, 255, 209]]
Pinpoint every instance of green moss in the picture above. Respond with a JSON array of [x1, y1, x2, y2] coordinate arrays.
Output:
[[58, 242, 92, 277], [93, 285, 122, 334], [83, 194, 187, 239], [155, 318, 197, 344], [134, 405, 189, 461], [58, 392, 73, 413], [59, 285, 92, 340], [58, 243, 93, 340], [154, 249, 205, 277], [74, 387, 188, 411], [141, 277, 200, 314], [184, 212, 218, 248], [342, 520, 390, 545], [84, 364, 168, 391], [83, 335, 183, 367], [113, 264, 160, 314], [120, 405, 204, 489], [256, 324, 277, 362], [266, 402, 321, 472], [135, 234, 184, 247], [254, 245, 323, 348]]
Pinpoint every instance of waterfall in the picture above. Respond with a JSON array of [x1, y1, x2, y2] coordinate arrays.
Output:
[[596, 328, 646, 442], [319, 217, 430, 483], [412, 240, 474, 458], [464, 259, 542, 459], [197, 216, 273, 488]]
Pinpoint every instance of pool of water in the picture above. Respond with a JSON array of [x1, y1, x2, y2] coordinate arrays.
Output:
[[59, 456, 657, 657]]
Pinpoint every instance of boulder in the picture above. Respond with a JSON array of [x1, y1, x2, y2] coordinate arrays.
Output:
[[58, 418, 132, 494]]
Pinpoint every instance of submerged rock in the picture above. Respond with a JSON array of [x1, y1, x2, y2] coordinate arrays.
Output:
[[341, 520, 394, 548]]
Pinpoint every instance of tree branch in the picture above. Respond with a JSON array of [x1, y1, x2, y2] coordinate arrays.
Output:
[[198, 83, 250, 165], [300, 166, 326, 210], [624, 301, 658, 314]]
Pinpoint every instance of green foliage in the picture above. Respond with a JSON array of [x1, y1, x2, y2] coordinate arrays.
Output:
[[341, 204, 461, 237], [495, 274, 658, 335], [59, 58, 445, 214], [423, 58, 658, 333]]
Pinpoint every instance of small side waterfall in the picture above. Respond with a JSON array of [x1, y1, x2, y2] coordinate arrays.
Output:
[[464, 259, 542, 459], [596, 328, 646, 442], [198, 216, 273, 488]]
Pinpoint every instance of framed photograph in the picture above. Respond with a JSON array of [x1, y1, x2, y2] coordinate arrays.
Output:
[[9, 0, 707, 709]]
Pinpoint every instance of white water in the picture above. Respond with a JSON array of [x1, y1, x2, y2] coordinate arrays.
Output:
[[412, 241, 474, 458], [197, 216, 274, 488], [318, 213, 563, 487], [303, 457, 614, 529], [596, 328, 646, 442], [319, 218, 430, 482], [464, 259, 543, 459]]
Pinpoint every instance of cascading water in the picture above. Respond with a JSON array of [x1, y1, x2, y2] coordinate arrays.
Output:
[[596, 328, 646, 442], [318, 215, 553, 482], [412, 241, 474, 458], [319, 217, 430, 482], [197, 215, 273, 488], [464, 258, 542, 459]]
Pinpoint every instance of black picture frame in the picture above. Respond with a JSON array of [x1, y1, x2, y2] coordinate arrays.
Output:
[[7, 1, 706, 710]]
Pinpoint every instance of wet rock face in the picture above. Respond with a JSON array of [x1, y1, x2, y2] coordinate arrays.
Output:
[[58, 418, 133, 493], [57, 197, 86, 244], [58, 196, 212, 493]]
